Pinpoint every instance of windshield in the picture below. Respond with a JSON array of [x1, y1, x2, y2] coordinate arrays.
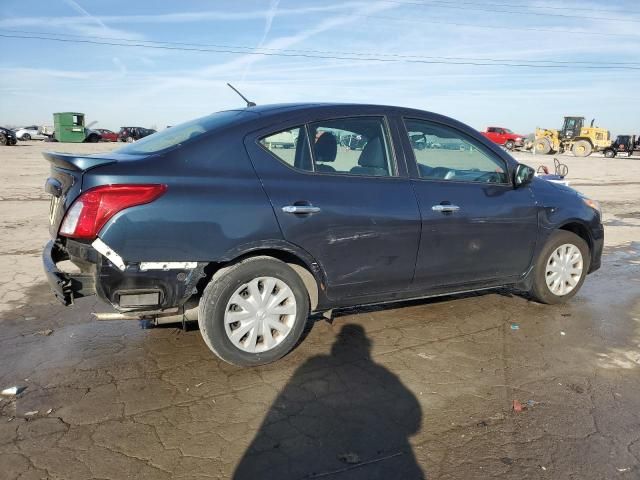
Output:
[[503, 128, 513, 133], [116, 110, 246, 155]]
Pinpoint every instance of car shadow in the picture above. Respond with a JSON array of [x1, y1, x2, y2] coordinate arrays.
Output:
[[233, 324, 425, 480]]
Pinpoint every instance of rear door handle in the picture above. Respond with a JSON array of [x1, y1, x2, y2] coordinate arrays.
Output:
[[432, 204, 460, 212], [282, 205, 321, 214]]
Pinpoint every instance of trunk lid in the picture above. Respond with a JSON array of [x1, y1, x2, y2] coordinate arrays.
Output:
[[43, 152, 118, 238]]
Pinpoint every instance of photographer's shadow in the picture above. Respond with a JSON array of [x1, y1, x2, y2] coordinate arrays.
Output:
[[234, 324, 425, 479]]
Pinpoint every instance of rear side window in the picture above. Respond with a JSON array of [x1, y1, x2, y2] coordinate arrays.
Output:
[[308, 116, 395, 177], [405, 118, 507, 184], [259, 117, 395, 177], [116, 110, 246, 155]]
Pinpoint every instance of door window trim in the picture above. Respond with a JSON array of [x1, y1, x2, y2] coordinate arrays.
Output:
[[402, 117, 512, 187], [255, 115, 403, 179]]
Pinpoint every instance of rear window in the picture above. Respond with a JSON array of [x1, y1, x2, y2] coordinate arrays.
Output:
[[116, 110, 247, 155]]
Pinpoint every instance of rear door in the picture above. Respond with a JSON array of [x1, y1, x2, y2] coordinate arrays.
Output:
[[399, 117, 539, 289], [245, 114, 421, 300]]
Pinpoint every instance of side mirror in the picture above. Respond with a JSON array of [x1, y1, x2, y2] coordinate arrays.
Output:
[[514, 164, 535, 187]]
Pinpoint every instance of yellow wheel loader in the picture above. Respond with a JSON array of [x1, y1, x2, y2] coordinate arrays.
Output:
[[529, 116, 611, 157]]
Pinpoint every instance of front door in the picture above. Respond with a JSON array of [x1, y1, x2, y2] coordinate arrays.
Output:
[[246, 115, 421, 300], [400, 117, 539, 289]]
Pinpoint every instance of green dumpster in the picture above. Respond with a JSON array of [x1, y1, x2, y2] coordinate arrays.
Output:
[[54, 112, 88, 143]]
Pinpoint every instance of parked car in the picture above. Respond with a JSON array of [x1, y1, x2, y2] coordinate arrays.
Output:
[[481, 126, 525, 150], [118, 127, 156, 142], [43, 103, 603, 366], [603, 135, 639, 158], [95, 128, 119, 142], [14, 125, 47, 141], [0, 127, 17, 146], [340, 132, 367, 150]]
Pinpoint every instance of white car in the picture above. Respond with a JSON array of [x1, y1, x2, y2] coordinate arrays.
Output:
[[14, 125, 47, 141]]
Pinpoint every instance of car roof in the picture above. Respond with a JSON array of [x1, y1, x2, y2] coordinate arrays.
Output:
[[213, 102, 471, 130]]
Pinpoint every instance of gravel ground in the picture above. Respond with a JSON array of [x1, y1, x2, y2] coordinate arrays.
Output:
[[0, 141, 639, 479]]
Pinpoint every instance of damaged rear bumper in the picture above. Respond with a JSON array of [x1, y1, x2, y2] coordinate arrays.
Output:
[[43, 240, 96, 306], [43, 239, 205, 312]]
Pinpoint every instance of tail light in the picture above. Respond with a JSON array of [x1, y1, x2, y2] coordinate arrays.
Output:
[[59, 184, 167, 240]]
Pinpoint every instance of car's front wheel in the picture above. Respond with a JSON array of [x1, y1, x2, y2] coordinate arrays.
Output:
[[21, 133, 31, 141], [198, 257, 310, 366], [505, 140, 515, 150], [529, 230, 590, 304]]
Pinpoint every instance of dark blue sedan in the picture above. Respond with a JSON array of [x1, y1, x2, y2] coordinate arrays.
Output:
[[43, 103, 603, 365]]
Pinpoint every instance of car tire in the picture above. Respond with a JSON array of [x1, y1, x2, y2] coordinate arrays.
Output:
[[505, 140, 515, 150], [198, 256, 310, 366], [529, 230, 590, 305], [22, 133, 31, 141], [126, 136, 134, 143], [604, 149, 615, 158], [0, 135, 6, 146]]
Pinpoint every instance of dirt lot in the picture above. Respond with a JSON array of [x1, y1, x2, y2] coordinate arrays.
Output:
[[0, 141, 639, 479]]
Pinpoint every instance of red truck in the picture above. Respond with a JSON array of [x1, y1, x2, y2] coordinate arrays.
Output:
[[481, 127, 525, 150]]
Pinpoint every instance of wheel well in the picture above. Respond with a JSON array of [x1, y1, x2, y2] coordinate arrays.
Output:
[[200, 249, 320, 310], [559, 222, 592, 252]]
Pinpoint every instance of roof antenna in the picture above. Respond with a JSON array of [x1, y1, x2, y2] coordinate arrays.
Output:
[[227, 83, 256, 107]]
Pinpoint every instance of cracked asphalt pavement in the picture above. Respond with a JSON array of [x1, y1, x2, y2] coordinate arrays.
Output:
[[1, 142, 639, 479]]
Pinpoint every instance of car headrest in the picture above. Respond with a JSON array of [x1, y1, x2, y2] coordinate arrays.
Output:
[[358, 137, 386, 168], [315, 132, 337, 163]]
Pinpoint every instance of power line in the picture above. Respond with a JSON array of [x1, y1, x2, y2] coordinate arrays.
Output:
[[357, 13, 640, 39], [2, 32, 640, 70], [379, 0, 640, 23], [4, 29, 640, 67]]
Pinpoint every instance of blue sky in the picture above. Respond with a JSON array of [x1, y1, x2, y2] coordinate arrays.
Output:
[[0, 0, 639, 134]]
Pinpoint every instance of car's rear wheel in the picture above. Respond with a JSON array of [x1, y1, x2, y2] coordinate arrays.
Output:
[[22, 133, 31, 141], [198, 257, 310, 366], [529, 230, 590, 304], [126, 136, 134, 143], [0, 135, 7, 146], [604, 149, 616, 158]]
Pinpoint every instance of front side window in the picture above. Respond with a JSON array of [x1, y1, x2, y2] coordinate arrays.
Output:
[[404, 118, 507, 184], [307, 116, 395, 177]]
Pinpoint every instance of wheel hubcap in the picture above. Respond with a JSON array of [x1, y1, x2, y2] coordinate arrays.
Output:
[[224, 276, 297, 353], [545, 244, 583, 296]]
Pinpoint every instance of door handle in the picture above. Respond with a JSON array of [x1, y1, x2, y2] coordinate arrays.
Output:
[[432, 204, 460, 213], [282, 205, 321, 214]]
